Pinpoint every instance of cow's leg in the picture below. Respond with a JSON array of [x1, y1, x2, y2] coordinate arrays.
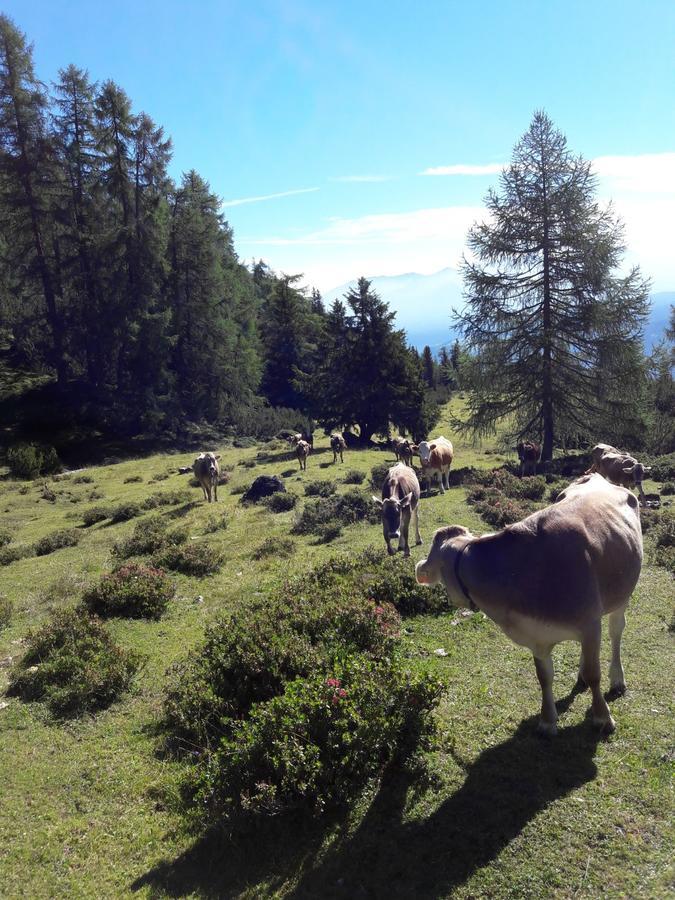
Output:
[[608, 605, 628, 696], [201, 483, 208, 502], [576, 646, 587, 691], [414, 505, 422, 545], [581, 622, 615, 732], [213, 480, 218, 502], [401, 511, 410, 557], [533, 653, 558, 736]]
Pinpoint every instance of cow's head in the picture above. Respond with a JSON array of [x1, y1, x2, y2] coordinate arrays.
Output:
[[417, 441, 432, 464], [622, 461, 650, 486], [416, 525, 473, 603], [207, 453, 220, 480], [372, 493, 413, 553]]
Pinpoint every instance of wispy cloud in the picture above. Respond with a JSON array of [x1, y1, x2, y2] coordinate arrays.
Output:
[[593, 153, 675, 193], [221, 187, 319, 208], [330, 174, 394, 183], [420, 163, 504, 177]]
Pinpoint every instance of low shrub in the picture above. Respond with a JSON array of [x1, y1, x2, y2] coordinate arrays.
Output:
[[447, 466, 478, 487], [472, 468, 547, 501], [84, 563, 175, 619], [230, 483, 247, 495], [143, 489, 192, 510], [292, 490, 379, 535], [645, 453, 675, 482], [73, 474, 94, 484], [150, 472, 169, 482], [252, 537, 296, 560], [370, 461, 391, 490], [34, 528, 81, 556], [239, 459, 257, 469], [124, 475, 143, 484], [203, 512, 229, 533], [647, 509, 675, 574], [191, 657, 441, 818], [154, 541, 224, 576], [660, 482, 675, 496], [304, 480, 337, 497], [112, 518, 189, 560], [264, 492, 298, 513], [0, 528, 13, 547], [471, 491, 532, 529], [0, 594, 12, 629], [82, 505, 111, 526], [313, 521, 343, 543], [88, 489, 104, 500], [367, 554, 448, 616], [342, 469, 365, 485], [109, 502, 142, 523], [0, 544, 31, 566], [7, 607, 141, 716]]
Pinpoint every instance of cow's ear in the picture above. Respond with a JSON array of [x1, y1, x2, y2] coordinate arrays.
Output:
[[644, 466, 652, 473], [429, 443, 436, 451], [372, 496, 383, 506], [215, 454, 221, 460], [400, 492, 413, 508]]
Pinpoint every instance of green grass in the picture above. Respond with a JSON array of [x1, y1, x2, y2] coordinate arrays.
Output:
[[0, 398, 673, 898]]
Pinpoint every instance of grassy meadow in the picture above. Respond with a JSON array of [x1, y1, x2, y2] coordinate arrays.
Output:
[[0, 401, 673, 899]]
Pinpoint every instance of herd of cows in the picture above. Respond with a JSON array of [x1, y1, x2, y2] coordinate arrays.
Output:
[[190, 434, 654, 736]]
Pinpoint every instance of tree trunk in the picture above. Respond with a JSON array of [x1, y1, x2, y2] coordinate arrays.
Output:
[[358, 422, 373, 445], [540, 144, 554, 463]]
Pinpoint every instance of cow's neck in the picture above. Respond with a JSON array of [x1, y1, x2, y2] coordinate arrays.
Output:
[[454, 543, 478, 612]]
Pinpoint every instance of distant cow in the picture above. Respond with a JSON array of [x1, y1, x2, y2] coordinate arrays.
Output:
[[296, 439, 311, 471], [516, 441, 541, 477], [416, 436, 454, 493], [392, 437, 413, 467], [586, 444, 651, 505], [416, 473, 643, 735], [193, 452, 221, 503], [330, 433, 347, 464], [373, 462, 422, 557], [288, 433, 303, 447]]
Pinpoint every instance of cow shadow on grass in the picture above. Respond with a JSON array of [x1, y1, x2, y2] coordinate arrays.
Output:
[[132, 690, 605, 899]]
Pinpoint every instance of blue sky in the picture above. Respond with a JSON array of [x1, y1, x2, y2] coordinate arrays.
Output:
[[4, 0, 675, 291]]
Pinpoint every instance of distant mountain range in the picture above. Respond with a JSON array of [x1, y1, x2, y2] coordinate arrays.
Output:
[[323, 270, 674, 354]]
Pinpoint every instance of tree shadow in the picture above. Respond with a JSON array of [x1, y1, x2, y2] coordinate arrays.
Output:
[[131, 690, 604, 898]]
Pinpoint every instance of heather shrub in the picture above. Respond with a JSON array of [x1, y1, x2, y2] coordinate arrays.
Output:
[[370, 461, 391, 490], [646, 453, 675, 482], [367, 554, 448, 616], [142, 489, 191, 510], [109, 502, 142, 523], [648, 509, 675, 574], [0, 544, 31, 566], [264, 491, 298, 512], [7, 607, 141, 716], [342, 469, 365, 485], [84, 563, 175, 619], [73, 474, 94, 484], [0, 594, 12, 629], [313, 521, 343, 543], [472, 468, 546, 501], [252, 537, 296, 559], [112, 518, 188, 559], [154, 541, 224, 576], [34, 528, 81, 556], [0, 528, 13, 547], [661, 482, 675, 495], [150, 472, 169, 482], [292, 490, 379, 535], [230, 483, 247, 495], [203, 512, 229, 533], [82, 505, 111, 526], [304, 479, 337, 497], [124, 475, 143, 484]]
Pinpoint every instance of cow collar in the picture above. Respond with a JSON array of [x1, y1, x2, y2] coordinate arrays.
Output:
[[454, 543, 478, 612]]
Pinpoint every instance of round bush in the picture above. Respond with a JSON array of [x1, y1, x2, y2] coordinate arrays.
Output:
[[304, 480, 337, 497], [265, 492, 298, 513], [7, 444, 43, 479], [82, 505, 112, 526], [34, 528, 81, 556], [342, 469, 365, 485], [7, 607, 141, 716], [83, 563, 175, 619], [154, 541, 224, 576], [0, 529, 13, 547], [112, 518, 188, 560]]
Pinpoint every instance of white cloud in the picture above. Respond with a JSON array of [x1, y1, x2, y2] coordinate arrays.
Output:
[[420, 163, 504, 176], [330, 174, 394, 183], [593, 153, 675, 194], [221, 187, 319, 208]]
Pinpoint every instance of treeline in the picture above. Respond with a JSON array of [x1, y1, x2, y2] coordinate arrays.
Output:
[[0, 15, 437, 443]]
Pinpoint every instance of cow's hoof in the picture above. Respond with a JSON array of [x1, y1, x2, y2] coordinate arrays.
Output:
[[537, 720, 558, 738], [593, 714, 616, 734], [605, 683, 626, 701], [415, 539, 423, 546], [573, 676, 587, 693]]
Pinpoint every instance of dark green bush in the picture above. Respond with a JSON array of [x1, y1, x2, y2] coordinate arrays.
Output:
[[124, 475, 143, 484], [292, 490, 379, 535], [7, 443, 43, 478], [0, 594, 12, 629], [239, 458, 257, 469], [142, 489, 192, 510], [73, 474, 94, 484], [41, 447, 62, 475], [109, 502, 142, 523], [230, 483, 247, 495], [645, 453, 675, 482], [154, 541, 224, 576], [84, 563, 175, 619], [343, 469, 365, 485], [191, 658, 441, 817], [203, 512, 229, 533], [313, 521, 343, 543], [150, 472, 169, 482], [370, 461, 391, 490], [0, 544, 31, 566], [648, 509, 675, 574], [660, 482, 675, 496], [367, 554, 448, 616], [472, 468, 546, 501], [264, 492, 298, 513], [82, 505, 111, 526], [0, 528, 13, 547], [252, 537, 296, 560], [304, 480, 337, 497], [112, 518, 189, 559], [34, 528, 81, 556], [7, 607, 141, 716]]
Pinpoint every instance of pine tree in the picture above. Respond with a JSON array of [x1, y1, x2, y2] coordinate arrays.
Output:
[[457, 111, 650, 461], [421, 345, 436, 388]]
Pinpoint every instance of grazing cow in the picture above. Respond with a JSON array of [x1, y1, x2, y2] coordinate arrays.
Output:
[[415, 473, 643, 735], [416, 436, 454, 493], [373, 463, 422, 557], [392, 437, 414, 467], [296, 439, 311, 471], [193, 452, 221, 503], [586, 443, 651, 505], [516, 441, 541, 477], [330, 433, 347, 464]]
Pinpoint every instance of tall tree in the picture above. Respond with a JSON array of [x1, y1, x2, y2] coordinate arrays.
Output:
[[421, 345, 436, 388], [457, 111, 650, 461]]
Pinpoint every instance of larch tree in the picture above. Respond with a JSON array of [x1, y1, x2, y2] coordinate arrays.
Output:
[[456, 111, 650, 461]]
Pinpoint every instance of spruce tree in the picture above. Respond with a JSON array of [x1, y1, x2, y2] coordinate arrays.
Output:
[[457, 111, 650, 461]]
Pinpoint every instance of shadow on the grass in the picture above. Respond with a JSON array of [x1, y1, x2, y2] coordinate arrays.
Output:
[[131, 690, 603, 899]]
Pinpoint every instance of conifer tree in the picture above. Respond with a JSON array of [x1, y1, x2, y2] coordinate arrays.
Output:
[[457, 111, 650, 461]]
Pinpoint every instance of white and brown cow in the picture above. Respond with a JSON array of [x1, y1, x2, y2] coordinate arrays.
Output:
[[193, 452, 221, 503], [373, 462, 422, 557], [416, 436, 454, 493], [330, 433, 347, 464], [296, 439, 311, 471], [516, 440, 541, 477], [416, 473, 643, 735], [586, 443, 651, 505]]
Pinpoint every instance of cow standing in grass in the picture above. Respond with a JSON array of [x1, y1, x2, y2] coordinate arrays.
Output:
[[415, 436, 454, 493], [416, 473, 643, 735], [296, 439, 311, 471], [373, 463, 422, 557], [586, 443, 651, 505], [516, 441, 541, 477], [330, 433, 347, 464], [193, 452, 220, 503]]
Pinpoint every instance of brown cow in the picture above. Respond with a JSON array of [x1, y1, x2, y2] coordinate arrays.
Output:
[[417, 436, 454, 493], [516, 441, 541, 477], [416, 473, 643, 735], [193, 452, 221, 503], [586, 443, 651, 504], [392, 436, 413, 466], [373, 463, 422, 557], [330, 433, 347, 464], [296, 439, 311, 471]]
